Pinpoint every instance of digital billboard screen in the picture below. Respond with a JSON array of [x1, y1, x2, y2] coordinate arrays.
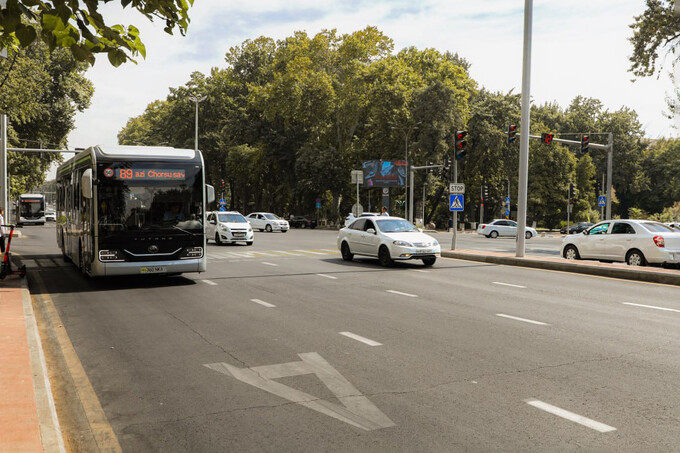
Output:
[[362, 160, 407, 188]]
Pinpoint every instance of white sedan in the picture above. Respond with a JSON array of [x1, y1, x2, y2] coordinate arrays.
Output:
[[206, 211, 254, 245], [246, 212, 289, 232], [561, 219, 680, 266], [476, 219, 537, 239], [337, 216, 441, 266]]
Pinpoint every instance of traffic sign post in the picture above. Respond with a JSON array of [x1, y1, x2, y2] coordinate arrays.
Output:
[[598, 195, 606, 207], [449, 194, 464, 211]]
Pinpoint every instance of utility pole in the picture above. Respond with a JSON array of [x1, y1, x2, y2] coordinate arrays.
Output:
[[451, 159, 458, 250], [479, 184, 484, 226], [422, 182, 426, 227], [188, 94, 207, 152], [1, 114, 7, 216], [606, 132, 613, 220], [516, 0, 533, 258], [601, 173, 605, 220]]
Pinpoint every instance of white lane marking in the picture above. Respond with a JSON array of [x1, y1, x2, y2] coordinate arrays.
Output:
[[262, 262, 278, 266], [492, 281, 527, 289], [252, 251, 277, 257], [250, 299, 276, 308], [525, 399, 616, 433], [496, 314, 548, 326], [227, 251, 253, 258], [623, 302, 680, 313], [294, 249, 326, 255], [201, 279, 218, 286], [316, 273, 338, 280], [410, 269, 428, 273], [339, 332, 383, 346], [273, 250, 302, 256], [205, 352, 395, 431], [386, 290, 418, 298]]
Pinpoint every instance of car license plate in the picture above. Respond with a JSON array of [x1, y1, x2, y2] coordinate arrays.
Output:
[[140, 266, 167, 274], [234, 233, 245, 237], [419, 249, 434, 254]]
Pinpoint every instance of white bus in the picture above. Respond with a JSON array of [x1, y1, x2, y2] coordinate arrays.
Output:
[[56, 145, 215, 277], [17, 194, 46, 226]]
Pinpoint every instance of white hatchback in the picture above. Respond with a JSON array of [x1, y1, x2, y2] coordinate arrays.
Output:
[[476, 219, 537, 239], [561, 219, 680, 266], [337, 216, 441, 266], [246, 212, 289, 232], [207, 211, 254, 245]]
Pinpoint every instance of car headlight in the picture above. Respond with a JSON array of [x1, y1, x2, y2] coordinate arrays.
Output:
[[393, 240, 413, 247], [219, 224, 229, 232], [432, 240, 439, 246]]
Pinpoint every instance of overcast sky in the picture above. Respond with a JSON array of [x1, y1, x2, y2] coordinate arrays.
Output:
[[64, 0, 675, 154]]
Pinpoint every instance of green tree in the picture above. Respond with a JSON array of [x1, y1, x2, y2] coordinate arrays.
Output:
[[628, 0, 680, 78]]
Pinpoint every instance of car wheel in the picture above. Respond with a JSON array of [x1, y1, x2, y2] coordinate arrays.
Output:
[[215, 232, 222, 245], [259, 229, 264, 232], [563, 245, 580, 260], [341, 242, 353, 261], [626, 249, 646, 267], [265, 224, 273, 232], [378, 246, 393, 267], [525, 231, 532, 239], [422, 257, 436, 266], [301, 223, 306, 229], [282, 229, 288, 233], [489, 230, 499, 238], [246, 241, 253, 246]]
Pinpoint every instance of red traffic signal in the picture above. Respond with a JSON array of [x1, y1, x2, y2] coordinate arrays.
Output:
[[580, 135, 589, 154], [541, 133, 554, 144], [507, 125, 517, 144], [454, 130, 467, 159]]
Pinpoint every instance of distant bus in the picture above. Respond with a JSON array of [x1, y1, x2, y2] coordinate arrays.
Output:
[[17, 194, 46, 226], [56, 145, 215, 277]]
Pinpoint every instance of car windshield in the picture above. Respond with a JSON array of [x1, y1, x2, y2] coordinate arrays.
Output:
[[264, 214, 280, 220], [641, 222, 675, 233], [376, 219, 418, 233], [218, 213, 247, 223]]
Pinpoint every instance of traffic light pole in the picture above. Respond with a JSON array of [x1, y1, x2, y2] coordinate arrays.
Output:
[[606, 133, 613, 220], [516, 0, 533, 258], [451, 160, 458, 250]]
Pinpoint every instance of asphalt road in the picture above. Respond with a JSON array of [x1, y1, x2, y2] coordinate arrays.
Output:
[[16, 224, 680, 452]]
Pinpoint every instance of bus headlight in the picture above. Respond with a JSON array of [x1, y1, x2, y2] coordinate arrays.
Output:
[[99, 250, 124, 262], [180, 246, 203, 259]]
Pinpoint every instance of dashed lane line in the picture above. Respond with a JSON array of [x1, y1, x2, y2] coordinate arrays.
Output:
[[339, 332, 383, 346], [622, 302, 680, 313], [201, 279, 218, 286], [250, 299, 276, 308], [293, 249, 327, 255], [525, 399, 616, 433], [492, 281, 527, 289], [316, 273, 337, 280], [262, 262, 278, 267], [386, 290, 418, 298], [496, 314, 549, 326]]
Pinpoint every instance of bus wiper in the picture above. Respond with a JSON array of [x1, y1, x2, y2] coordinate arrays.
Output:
[[171, 225, 197, 237]]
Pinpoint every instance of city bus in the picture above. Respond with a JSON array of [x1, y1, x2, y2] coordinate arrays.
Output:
[[56, 145, 215, 277], [16, 193, 46, 226]]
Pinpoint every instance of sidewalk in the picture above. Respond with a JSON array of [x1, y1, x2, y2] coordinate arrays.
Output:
[[441, 249, 680, 286], [0, 273, 64, 453]]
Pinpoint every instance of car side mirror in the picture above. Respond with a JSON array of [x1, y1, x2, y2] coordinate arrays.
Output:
[[366, 228, 376, 235], [582, 230, 589, 235], [81, 169, 93, 199], [210, 219, 216, 225], [418, 228, 423, 233], [205, 184, 215, 204]]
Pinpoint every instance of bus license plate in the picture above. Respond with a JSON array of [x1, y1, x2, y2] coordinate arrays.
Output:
[[141, 266, 167, 274]]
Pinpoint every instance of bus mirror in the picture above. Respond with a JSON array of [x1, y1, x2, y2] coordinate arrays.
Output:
[[81, 169, 93, 199], [206, 184, 215, 204]]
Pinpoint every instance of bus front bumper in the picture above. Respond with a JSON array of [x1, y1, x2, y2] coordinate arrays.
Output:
[[94, 258, 206, 276]]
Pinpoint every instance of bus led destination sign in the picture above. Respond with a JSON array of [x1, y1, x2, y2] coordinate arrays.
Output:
[[105, 168, 186, 181]]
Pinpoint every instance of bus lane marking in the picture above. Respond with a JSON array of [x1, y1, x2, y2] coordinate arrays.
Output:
[[205, 352, 394, 431]]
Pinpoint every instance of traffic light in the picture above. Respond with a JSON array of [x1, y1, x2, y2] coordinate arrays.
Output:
[[454, 130, 467, 159], [483, 185, 488, 201], [442, 159, 451, 179], [507, 125, 517, 144], [220, 179, 225, 188], [569, 183, 575, 202], [427, 162, 434, 174], [580, 135, 589, 154], [541, 133, 554, 144]]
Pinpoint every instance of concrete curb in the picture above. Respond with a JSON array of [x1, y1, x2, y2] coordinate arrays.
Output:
[[441, 250, 680, 286]]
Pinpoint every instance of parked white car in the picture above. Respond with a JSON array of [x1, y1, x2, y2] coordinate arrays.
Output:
[[45, 211, 56, 222], [246, 212, 289, 232], [561, 219, 680, 266], [476, 219, 537, 239], [207, 211, 254, 245], [337, 216, 440, 266]]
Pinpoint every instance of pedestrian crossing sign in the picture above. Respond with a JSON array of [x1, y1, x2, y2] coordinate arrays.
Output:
[[449, 194, 464, 212]]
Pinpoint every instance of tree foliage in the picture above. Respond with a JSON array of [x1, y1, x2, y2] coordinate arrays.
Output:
[[629, 0, 680, 78], [0, 0, 193, 67]]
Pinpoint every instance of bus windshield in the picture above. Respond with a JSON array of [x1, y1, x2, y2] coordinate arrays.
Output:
[[20, 198, 44, 217], [97, 162, 203, 235]]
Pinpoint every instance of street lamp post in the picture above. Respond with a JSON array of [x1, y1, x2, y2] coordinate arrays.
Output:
[[188, 94, 207, 152]]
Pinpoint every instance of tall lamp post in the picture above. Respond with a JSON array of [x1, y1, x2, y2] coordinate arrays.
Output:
[[188, 94, 207, 152]]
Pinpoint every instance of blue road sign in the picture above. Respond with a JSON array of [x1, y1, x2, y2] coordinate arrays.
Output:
[[505, 208, 510, 217], [316, 202, 321, 209], [219, 206, 226, 212], [449, 194, 464, 212], [505, 197, 511, 205], [218, 198, 227, 206], [598, 195, 606, 207]]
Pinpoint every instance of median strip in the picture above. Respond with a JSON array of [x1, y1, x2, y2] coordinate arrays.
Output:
[[386, 290, 418, 298], [623, 302, 680, 313], [496, 314, 548, 326], [250, 299, 276, 308], [339, 332, 382, 346], [525, 399, 616, 433]]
